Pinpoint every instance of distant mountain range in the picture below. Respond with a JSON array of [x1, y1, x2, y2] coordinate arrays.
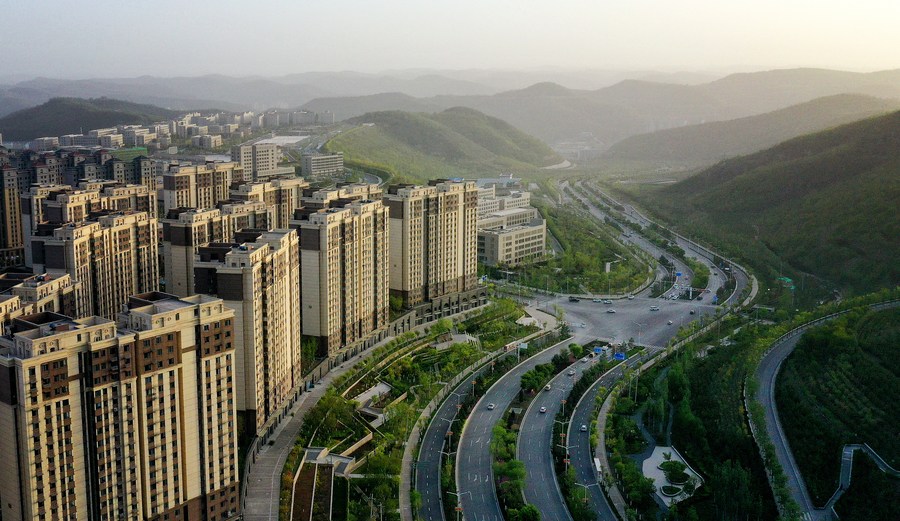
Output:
[[658, 110, 900, 293], [303, 68, 900, 146], [324, 107, 561, 182], [0, 69, 724, 119], [605, 94, 900, 164], [0, 97, 183, 142]]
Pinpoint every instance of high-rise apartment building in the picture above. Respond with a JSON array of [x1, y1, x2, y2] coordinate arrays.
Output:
[[1, 165, 24, 268], [383, 180, 479, 307], [160, 202, 272, 297], [293, 198, 389, 358], [193, 230, 302, 431], [160, 162, 245, 214], [0, 291, 240, 521], [229, 177, 308, 229], [30, 211, 159, 319], [230, 144, 291, 180]]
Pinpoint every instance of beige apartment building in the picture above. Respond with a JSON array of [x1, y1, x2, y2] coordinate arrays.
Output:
[[229, 177, 309, 229], [294, 198, 389, 358], [0, 291, 240, 521], [29, 211, 159, 319], [160, 202, 273, 297], [1, 166, 24, 267], [193, 230, 302, 432], [230, 144, 292, 180], [383, 180, 479, 307], [160, 162, 245, 214]]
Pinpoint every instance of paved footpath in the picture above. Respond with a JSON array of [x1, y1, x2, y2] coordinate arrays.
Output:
[[242, 347, 379, 520]]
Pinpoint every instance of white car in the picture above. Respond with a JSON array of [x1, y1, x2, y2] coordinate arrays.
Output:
[[606, 309, 616, 314], [650, 306, 660, 311], [487, 403, 496, 410], [539, 407, 547, 413], [592, 298, 602, 303], [568, 369, 576, 376], [580, 424, 588, 432], [581, 357, 589, 363]]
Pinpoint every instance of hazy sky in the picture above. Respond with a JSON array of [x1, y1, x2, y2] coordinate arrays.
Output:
[[3, 0, 898, 79]]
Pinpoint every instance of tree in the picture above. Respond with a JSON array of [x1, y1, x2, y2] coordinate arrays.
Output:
[[518, 504, 541, 521]]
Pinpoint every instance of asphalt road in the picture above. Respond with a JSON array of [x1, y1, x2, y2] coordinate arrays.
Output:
[[416, 371, 474, 521], [757, 325, 832, 521], [518, 358, 593, 521], [566, 349, 659, 521], [456, 335, 588, 521]]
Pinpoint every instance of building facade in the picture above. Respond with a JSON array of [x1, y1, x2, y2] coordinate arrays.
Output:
[[383, 180, 479, 307], [0, 291, 240, 521], [193, 230, 302, 432], [294, 199, 389, 358]]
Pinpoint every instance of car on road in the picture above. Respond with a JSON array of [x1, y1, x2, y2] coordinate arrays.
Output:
[[592, 298, 602, 303], [606, 309, 616, 313], [580, 424, 588, 432], [603, 299, 612, 304], [650, 305, 659, 311], [487, 403, 496, 410], [667, 320, 673, 325], [580, 357, 588, 363], [568, 296, 580, 302], [544, 384, 552, 391], [580, 322, 586, 328], [539, 407, 547, 413], [567, 369, 576, 376], [690, 309, 696, 315], [627, 295, 635, 300]]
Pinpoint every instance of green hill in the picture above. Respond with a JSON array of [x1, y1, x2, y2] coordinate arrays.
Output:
[[0, 97, 182, 141], [605, 94, 900, 163], [776, 307, 900, 513], [325, 107, 561, 182], [658, 110, 900, 294]]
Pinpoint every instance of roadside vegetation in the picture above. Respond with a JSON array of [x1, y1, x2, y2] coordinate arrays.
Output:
[[775, 307, 900, 510], [482, 201, 647, 295]]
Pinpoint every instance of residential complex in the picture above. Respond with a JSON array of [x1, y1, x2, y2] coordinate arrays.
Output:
[[293, 191, 390, 358], [384, 180, 479, 307], [193, 230, 302, 432], [0, 291, 240, 521], [0, 109, 496, 520]]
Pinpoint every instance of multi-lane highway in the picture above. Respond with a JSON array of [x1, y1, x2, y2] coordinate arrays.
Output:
[[566, 350, 658, 521], [455, 335, 585, 521]]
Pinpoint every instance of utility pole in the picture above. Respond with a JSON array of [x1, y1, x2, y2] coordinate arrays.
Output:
[[447, 490, 471, 521], [555, 418, 571, 471]]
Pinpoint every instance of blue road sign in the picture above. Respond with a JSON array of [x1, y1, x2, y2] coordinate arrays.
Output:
[[712, 295, 718, 303], [614, 352, 626, 361], [675, 272, 682, 277], [594, 347, 603, 354]]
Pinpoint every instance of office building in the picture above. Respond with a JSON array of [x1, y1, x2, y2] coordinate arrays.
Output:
[[477, 218, 547, 267], [299, 152, 344, 179], [383, 180, 479, 307], [0, 291, 240, 521], [193, 230, 302, 432]]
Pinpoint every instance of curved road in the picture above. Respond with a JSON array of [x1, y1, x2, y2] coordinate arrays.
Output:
[[455, 333, 588, 521], [518, 358, 594, 521], [755, 300, 900, 521], [566, 350, 658, 521]]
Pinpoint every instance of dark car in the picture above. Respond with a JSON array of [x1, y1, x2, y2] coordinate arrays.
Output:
[[569, 296, 579, 302]]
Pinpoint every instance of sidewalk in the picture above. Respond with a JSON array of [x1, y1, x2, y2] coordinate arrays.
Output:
[[241, 347, 380, 520]]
